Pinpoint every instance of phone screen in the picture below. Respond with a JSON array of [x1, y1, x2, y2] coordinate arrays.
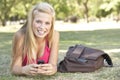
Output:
[[37, 60, 45, 64]]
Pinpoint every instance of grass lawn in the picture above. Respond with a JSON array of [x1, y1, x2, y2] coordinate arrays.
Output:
[[0, 25, 120, 80]]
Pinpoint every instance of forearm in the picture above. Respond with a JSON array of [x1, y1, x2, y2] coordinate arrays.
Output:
[[45, 64, 57, 75], [11, 66, 24, 75], [50, 65, 57, 75]]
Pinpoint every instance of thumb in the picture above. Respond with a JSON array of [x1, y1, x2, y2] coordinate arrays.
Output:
[[30, 64, 39, 68]]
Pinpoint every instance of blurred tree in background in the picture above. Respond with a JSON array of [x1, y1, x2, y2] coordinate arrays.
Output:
[[0, 0, 120, 26], [0, 0, 17, 26]]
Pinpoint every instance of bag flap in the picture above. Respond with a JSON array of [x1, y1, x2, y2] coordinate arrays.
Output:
[[68, 45, 85, 58], [82, 51, 105, 60], [82, 52, 104, 60], [65, 56, 88, 63]]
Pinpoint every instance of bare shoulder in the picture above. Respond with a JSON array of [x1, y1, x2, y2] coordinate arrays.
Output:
[[13, 29, 25, 40], [53, 30, 60, 38], [53, 30, 60, 42]]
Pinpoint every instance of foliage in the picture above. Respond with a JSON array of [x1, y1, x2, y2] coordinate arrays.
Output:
[[96, 9, 112, 18], [0, 0, 120, 26], [10, 0, 42, 20], [0, 0, 17, 26]]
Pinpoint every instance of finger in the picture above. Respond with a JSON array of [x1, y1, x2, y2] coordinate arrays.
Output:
[[37, 68, 45, 74], [41, 66, 52, 71], [30, 70, 38, 75], [40, 70, 52, 75], [31, 64, 40, 68], [28, 72, 37, 76], [37, 64, 51, 69], [37, 64, 53, 73], [40, 64, 50, 67], [30, 67, 38, 72], [40, 64, 52, 69], [29, 68, 38, 76]]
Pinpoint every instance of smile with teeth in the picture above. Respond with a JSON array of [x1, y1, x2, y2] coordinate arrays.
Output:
[[38, 30, 45, 35]]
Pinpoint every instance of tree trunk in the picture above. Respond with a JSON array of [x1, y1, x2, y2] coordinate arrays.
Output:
[[2, 19, 6, 26], [83, 0, 89, 23], [2, 11, 8, 26]]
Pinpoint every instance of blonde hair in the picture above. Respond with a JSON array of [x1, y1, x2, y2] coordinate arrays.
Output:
[[12, 2, 55, 65]]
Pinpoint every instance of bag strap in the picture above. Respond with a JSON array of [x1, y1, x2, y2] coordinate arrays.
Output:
[[69, 45, 85, 58], [102, 53, 113, 67]]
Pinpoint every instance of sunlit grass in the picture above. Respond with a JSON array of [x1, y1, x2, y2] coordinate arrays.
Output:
[[0, 24, 120, 80], [0, 25, 21, 32]]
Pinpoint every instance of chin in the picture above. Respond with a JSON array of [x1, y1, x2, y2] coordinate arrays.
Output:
[[36, 35, 45, 38], [36, 34, 47, 38]]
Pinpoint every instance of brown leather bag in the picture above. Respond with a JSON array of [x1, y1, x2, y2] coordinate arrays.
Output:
[[58, 45, 113, 73]]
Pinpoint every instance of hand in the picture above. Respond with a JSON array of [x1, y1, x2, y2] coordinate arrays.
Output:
[[37, 64, 57, 75], [22, 64, 39, 76]]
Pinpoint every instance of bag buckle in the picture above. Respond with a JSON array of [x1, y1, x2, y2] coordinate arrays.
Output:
[[77, 58, 88, 63]]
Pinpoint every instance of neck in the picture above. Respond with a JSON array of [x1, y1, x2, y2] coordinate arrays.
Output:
[[36, 37, 46, 44]]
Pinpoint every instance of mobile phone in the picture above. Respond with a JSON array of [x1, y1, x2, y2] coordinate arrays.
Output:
[[37, 60, 45, 64]]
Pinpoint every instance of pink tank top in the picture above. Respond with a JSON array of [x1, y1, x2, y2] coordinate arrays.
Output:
[[22, 43, 50, 66]]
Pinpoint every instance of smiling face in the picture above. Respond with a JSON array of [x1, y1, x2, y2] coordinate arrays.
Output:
[[32, 12, 52, 38]]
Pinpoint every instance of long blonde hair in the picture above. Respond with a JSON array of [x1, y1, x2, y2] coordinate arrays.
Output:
[[12, 2, 55, 65]]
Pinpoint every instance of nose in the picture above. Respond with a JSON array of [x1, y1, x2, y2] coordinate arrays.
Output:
[[39, 23, 45, 29]]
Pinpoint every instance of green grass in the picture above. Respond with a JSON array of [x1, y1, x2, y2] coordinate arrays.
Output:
[[0, 27, 120, 80]]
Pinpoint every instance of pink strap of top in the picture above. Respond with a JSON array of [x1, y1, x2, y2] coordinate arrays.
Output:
[[22, 43, 50, 66]]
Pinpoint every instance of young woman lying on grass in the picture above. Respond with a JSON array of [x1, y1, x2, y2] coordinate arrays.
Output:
[[11, 2, 59, 76]]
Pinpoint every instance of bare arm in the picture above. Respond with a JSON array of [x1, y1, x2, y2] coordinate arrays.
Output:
[[11, 31, 24, 75], [48, 30, 59, 74], [11, 31, 38, 76]]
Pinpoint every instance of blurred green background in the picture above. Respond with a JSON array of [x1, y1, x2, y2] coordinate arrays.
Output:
[[0, 0, 120, 26]]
